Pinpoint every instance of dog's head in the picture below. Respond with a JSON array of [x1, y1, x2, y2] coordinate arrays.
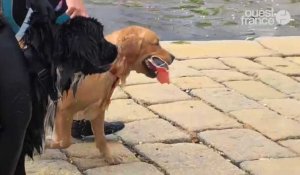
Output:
[[107, 26, 174, 84]]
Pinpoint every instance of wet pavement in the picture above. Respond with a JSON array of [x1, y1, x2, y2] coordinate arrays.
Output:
[[87, 0, 300, 40]]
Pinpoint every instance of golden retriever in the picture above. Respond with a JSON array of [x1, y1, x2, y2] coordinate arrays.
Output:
[[46, 26, 175, 164]]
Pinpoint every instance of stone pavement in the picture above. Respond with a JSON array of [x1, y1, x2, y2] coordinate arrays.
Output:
[[26, 36, 300, 175]]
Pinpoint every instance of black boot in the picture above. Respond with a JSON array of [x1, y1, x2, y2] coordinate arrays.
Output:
[[72, 120, 125, 139]]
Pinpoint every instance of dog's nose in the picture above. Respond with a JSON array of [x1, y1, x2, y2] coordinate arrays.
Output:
[[170, 54, 175, 63]]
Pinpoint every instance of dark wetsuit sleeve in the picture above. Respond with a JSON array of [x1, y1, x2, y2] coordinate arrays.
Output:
[[12, 0, 27, 26]]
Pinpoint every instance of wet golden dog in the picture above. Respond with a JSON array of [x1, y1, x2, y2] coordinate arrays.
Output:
[[46, 26, 175, 164]]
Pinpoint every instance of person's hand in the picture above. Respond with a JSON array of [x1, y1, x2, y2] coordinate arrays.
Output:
[[65, 0, 88, 18], [27, 0, 55, 20]]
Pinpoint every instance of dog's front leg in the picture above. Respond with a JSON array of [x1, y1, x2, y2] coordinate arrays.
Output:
[[91, 112, 122, 165], [46, 108, 73, 149]]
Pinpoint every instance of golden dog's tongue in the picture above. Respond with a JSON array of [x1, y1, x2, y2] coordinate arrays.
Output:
[[156, 67, 170, 84]]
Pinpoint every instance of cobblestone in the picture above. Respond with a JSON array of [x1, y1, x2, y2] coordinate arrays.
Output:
[[106, 99, 158, 122], [124, 83, 192, 105], [117, 118, 190, 145], [219, 57, 266, 72], [255, 57, 300, 76], [256, 36, 300, 56], [172, 76, 224, 90], [261, 98, 300, 120], [199, 70, 252, 82], [241, 158, 300, 175], [199, 129, 296, 162], [162, 40, 276, 59], [183, 58, 230, 70], [250, 70, 300, 94], [136, 143, 245, 175], [224, 81, 286, 100], [149, 100, 241, 131], [85, 162, 163, 175], [192, 88, 263, 112], [279, 139, 300, 154], [230, 109, 300, 140]]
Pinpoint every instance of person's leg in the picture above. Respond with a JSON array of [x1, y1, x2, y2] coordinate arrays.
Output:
[[14, 153, 26, 175], [0, 16, 32, 175]]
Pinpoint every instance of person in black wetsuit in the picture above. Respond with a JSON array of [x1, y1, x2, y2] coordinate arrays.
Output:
[[0, 16, 32, 175], [0, 0, 55, 174], [0, 0, 123, 174], [0, 1, 56, 174]]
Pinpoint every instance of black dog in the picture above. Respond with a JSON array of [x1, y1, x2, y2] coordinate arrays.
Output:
[[14, 13, 117, 174]]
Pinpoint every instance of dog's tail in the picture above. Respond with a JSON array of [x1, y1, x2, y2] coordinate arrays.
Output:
[[20, 12, 61, 157], [22, 72, 58, 157], [44, 99, 57, 137], [22, 74, 48, 157], [21, 44, 58, 157]]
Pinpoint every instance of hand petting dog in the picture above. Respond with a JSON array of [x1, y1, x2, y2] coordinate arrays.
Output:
[[65, 0, 88, 18]]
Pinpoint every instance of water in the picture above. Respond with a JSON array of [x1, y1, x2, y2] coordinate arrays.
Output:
[[87, 0, 300, 40]]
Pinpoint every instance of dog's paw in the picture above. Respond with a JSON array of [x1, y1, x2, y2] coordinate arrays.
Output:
[[45, 139, 52, 148], [104, 154, 123, 165]]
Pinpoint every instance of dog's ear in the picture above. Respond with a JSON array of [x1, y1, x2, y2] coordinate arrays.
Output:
[[118, 34, 142, 62]]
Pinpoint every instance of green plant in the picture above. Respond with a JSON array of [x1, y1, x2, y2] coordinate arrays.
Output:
[[223, 21, 238, 25], [172, 41, 191, 44], [191, 7, 222, 16], [191, 8, 210, 16], [189, 0, 205, 5], [291, 0, 300, 3], [196, 21, 212, 28]]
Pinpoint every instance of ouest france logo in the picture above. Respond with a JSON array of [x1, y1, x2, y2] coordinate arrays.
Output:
[[241, 8, 291, 26]]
